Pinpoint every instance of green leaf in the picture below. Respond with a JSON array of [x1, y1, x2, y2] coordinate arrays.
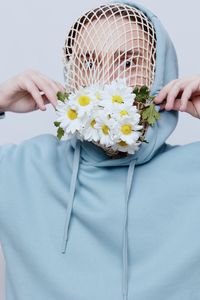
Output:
[[133, 85, 151, 103], [56, 91, 69, 103], [139, 136, 149, 144], [54, 121, 61, 127], [133, 86, 139, 95], [140, 85, 149, 96], [141, 103, 160, 125], [57, 127, 65, 140]]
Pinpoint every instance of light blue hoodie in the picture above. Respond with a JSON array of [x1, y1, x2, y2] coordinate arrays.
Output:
[[1, 1, 200, 300]]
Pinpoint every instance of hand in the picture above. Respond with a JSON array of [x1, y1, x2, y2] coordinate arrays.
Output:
[[0, 69, 65, 113], [153, 75, 200, 119]]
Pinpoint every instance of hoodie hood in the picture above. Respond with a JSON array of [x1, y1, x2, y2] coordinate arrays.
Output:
[[61, 2, 179, 300]]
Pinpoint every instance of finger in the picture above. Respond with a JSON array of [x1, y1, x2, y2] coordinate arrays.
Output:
[[164, 80, 188, 110], [172, 97, 200, 118], [179, 87, 193, 111], [169, 98, 183, 111], [38, 73, 66, 93], [179, 79, 200, 111], [24, 79, 46, 111], [33, 94, 51, 110], [153, 79, 177, 103], [22, 69, 65, 93], [159, 98, 182, 111], [52, 80, 66, 93], [29, 74, 63, 108]]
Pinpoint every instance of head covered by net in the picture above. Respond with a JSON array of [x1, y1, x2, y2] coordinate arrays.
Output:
[[61, 2, 157, 157]]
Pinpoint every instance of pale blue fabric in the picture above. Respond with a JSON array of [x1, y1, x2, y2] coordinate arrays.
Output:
[[1, 1, 200, 300]]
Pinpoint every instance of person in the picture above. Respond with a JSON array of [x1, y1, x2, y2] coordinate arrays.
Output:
[[1, 1, 200, 300]]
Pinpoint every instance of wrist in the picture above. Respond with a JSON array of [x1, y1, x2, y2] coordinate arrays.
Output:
[[0, 86, 8, 112]]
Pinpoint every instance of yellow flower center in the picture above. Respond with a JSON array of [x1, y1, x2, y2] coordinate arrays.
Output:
[[118, 140, 128, 147], [120, 110, 129, 116], [90, 119, 96, 128], [120, 124, 132, 135], [67, 109, 78, 120], [101, 124, 110, 135], [112, 95, 124, 104], [78, 95, 91, 106]]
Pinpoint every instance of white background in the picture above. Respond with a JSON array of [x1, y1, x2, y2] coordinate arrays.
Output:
[[0, 0, 200, 298]]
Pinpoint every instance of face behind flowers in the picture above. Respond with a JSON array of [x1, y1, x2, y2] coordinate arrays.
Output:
[[71, 17, 153, 92], [64, 16, 154, 158]]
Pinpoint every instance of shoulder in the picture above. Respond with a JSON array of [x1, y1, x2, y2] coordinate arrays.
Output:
[[163, 141, 200, 154], [161, 142, 180, 153], [0, 133, 72, 164], [161, 141, 200, 163]]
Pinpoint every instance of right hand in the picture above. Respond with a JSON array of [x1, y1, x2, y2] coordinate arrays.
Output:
[[0, 69, 65, 113]]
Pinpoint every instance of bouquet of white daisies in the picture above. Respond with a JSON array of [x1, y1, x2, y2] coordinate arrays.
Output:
[[53, 78, 160, 155]]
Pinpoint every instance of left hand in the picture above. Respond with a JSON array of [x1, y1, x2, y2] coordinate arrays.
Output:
[[153, 75, 200, 119]]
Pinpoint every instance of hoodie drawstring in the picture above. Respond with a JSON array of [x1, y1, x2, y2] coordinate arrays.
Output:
[[122, 158, 137, 300], [61, 138, 137, 300], [61, 138, 81, 253]]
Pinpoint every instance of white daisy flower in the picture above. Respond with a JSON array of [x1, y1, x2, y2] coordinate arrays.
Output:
[[55, 101, 87, 135], [106, 103, 141, 124], [94, 110, 117, 146], [111, 139, 142, 154], [80, 108, 101, 142], [100, 78, 136, 109], [68, 85, 98, 117], [87, 83, 104, 101], [55, 99, 68, 112], [114, 116, 143, 145]]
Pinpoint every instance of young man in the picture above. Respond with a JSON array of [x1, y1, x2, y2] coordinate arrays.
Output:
[[1, 2, 200, 300]]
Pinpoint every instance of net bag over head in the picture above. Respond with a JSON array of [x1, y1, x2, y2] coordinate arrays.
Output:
[[62, 2, 157, 92], [61, 2, 157, 157]]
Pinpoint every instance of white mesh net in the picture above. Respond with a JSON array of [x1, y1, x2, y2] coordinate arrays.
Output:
[[62, 2, 156, 93], [61, 2, 157, 157]]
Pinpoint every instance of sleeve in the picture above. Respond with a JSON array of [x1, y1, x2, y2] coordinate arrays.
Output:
[[0, 112, 5, 119], [0, 111, 17, 161]]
